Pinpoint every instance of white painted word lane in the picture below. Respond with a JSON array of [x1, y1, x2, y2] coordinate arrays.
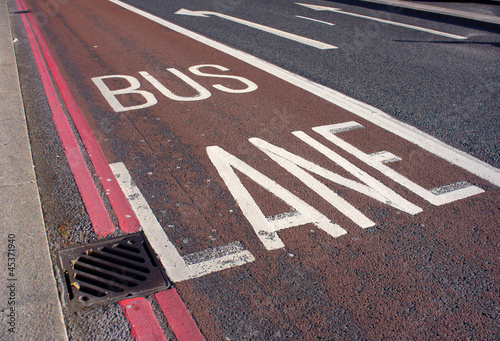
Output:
[[208, 122, 485, 251], [112, 118, 489, 280]]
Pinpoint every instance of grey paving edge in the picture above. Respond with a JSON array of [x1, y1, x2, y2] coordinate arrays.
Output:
[[0, 1, 68, 340]]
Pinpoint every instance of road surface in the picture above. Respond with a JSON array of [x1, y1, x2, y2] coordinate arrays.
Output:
[[9, 0, 500, 339]]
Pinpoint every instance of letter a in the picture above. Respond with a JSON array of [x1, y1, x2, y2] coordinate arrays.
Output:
[[207, 146, 346, 250]]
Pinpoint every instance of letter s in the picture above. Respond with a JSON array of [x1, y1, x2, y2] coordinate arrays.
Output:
[[188, 64, 258, 94]]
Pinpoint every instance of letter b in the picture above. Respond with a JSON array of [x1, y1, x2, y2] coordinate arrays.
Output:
[[92, 75, 157, 112]]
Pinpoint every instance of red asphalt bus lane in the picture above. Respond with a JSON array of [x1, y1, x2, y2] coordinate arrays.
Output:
[[24, 0, 499, 339]]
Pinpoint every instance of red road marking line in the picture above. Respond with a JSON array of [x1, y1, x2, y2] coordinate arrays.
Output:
[[14, 0, 115, 237], [119, 298, 167, 341], [154, 289, 206, 341], [19, 0, 140, 234]]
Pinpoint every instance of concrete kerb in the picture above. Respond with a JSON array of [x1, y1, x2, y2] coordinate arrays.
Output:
[[0, 0, 68, 339]]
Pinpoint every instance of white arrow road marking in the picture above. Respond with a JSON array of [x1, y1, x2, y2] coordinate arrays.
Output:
[[176, 8, 338, 49], [296, 3, 468, 40]]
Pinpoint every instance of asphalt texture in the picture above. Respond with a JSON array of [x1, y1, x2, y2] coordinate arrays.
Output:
[[5, 0, 500, 340]]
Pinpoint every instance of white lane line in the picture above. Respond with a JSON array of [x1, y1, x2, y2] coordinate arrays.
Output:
[[296, 3, 468, 40], [108, 0, 499, 187], [110, 162, 191, 282], [110, 162, 255, 282], [295, 15, 336, 26], [176, 8, 337, 49]]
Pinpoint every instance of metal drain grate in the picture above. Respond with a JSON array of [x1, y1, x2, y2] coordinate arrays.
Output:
[[57, 233, 170, 310]]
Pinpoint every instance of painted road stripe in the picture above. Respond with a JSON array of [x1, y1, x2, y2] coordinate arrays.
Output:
[[119, 297, 167, 341], [295, 15, 336, 26], [19, 0, 140, 234], [109, 163, 191, 281], [110, 162, 255, 282], [155, 289, 206, 341], [108, 0, 499, 187], [296, 3, 468, 40], [176, 8, 337, 49], [15, 0, 115, 237]]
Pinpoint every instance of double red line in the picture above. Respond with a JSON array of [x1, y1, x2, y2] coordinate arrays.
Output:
[[15, 0, 139, 237], [13, 1, 205, 339]]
